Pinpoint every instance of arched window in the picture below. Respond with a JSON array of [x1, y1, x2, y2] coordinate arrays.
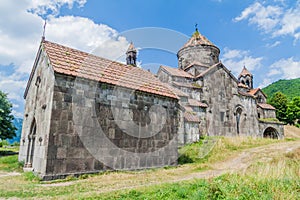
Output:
[[246, 80, 250, 87]]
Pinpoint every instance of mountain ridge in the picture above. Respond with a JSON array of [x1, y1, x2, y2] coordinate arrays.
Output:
[[262, 78, 300, 101]]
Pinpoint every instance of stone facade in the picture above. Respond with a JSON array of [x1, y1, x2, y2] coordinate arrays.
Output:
[[19, 40, 179, 180], [157, 29, 284, 144], [20, 29, 284, 180]]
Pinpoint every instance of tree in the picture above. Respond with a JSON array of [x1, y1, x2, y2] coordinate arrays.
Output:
[[286, 97, 300, 125], [268, 92, 288, 123], [0, 90, 16, 140]]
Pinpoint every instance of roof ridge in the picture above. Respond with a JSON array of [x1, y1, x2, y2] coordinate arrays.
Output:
[[43, 40, 131, 68], [41, 40, 178, 99]]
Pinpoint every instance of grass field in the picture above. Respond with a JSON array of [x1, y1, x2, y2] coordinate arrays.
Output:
[[0, 126, 299, 199]]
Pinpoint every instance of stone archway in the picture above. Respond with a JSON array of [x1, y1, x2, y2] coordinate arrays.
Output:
[[236, 107, 243, 134], [263, 127, 278, 139], [25, 119, 36, 168]]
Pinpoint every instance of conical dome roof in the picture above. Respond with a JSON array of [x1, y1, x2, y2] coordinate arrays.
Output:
[[180, 29, 218, 50], [239, 66, 252, 78]]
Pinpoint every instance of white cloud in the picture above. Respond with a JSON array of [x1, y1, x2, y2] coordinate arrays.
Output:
[[221, 48, 263, 76], [258, 78, 272, 88], [265, 40, 281, 48], [12, 110, 24, 118], [234, 2, 282, 33], [267, 68, 281, 76], [235, 1, 300, 42], [0, 0, 130, 117], [259, 57, 300, 88], [269, 57, 300, 79], [28, 0, 87, 17], [46, 16, 129, 62]]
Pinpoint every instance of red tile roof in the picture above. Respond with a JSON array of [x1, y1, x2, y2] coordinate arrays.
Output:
[[258, 103, 276, 110], [188, 99, 208, 108], [184, 112, 201, 122], [248, 88, 267, 98], [42, 41, 177, 99], [238, 90, 254, 97], [160, 65, 194, 78], [248, 88, 259, 95]]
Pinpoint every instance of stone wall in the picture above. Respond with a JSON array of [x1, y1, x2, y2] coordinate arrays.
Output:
[[257, 107, 276, 119], [44, 73, 179, 180], [19, 50, 55, 176], [199, 65, 260, 136], [259, 121, 284, 139], [177, 45, 219, 70]]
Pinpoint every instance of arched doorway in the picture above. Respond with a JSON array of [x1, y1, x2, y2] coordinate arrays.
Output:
[[263, 127, 278, 139], [236, 107, 243, 134], [25, 119, 36, 168]]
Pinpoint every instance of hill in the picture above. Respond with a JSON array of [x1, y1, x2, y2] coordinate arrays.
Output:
[[7, 118, 23, 144], [262, 78, 300, 101]]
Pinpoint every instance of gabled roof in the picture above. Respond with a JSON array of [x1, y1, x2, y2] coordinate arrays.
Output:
[[25, 40, 177, 99], [183, 61, 209, 71], [184, 112, 201, 122], [167, 85, 189, 97], [183, 106, 193, 112], [238, 90, 255, 98], [196, 62, 239, 83], [160, 65, 194, 78], [248, 88, 267, 98], [257, 103, 275, 110], [188, 99, 208, 108], [172, 81, 201, 89], [239, 66, 252, 78]]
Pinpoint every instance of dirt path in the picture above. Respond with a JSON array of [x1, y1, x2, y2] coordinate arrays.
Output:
[[181, 140, 300, 181], [37, 139, 300, 196], [0, 172, 20, 178], [1, 129, 299, 196], [97, 140, 300, 193]]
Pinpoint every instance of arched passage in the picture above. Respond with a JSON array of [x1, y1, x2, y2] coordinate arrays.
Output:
[[25, 118, 36, 168], [236, 107, 243, 134], [263, 127, 278, 139]]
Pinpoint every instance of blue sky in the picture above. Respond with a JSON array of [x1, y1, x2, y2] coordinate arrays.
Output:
[[0, 0, 300, 118]]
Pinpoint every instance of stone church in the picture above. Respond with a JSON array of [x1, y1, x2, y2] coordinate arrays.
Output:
[[19, 28, 283, 180]]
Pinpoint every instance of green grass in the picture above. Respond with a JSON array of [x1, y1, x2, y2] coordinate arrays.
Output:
[[178, 136, 278, 165], [88, 147, 300, 200], [0, 137, 297, 199], [97, 175, 299, 200], [0, 147, 23, 172]]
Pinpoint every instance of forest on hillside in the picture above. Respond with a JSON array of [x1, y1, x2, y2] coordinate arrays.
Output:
[[263, 78, 300, 127], [262, 78, 300, 100]]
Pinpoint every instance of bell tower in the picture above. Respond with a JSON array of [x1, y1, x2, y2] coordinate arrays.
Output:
[[238, 66, 253, 89], [126, 42, 137, 66]]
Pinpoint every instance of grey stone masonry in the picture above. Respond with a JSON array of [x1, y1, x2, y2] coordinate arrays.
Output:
[[44, 73, 179, 180]]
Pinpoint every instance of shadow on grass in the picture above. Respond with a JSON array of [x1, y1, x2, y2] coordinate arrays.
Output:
[[0, 150, 19, 156]]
